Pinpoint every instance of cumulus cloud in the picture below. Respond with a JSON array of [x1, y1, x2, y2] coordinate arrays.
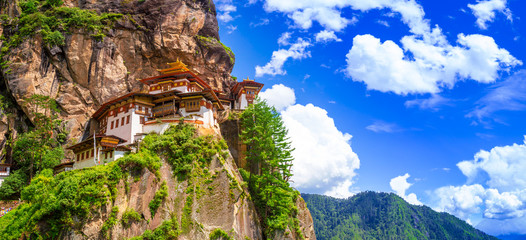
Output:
[[433, 137, 526, 235], [315, 30, 342, 43], [282, 104, 360, 198], [345, 33, 521, 95], [257, 85, 361, 198], [259, 84, 296, 111], [324, 179, 355, 199], [366, 121, 402, 133], [217, 3, 237, 23], [468, 0, 512, 29], [390, 173, 422, 205], [434, 184, 486, 219], [255, 38, 312, 77], [457, 136, 526, 192], [467, 71, 526, 123]]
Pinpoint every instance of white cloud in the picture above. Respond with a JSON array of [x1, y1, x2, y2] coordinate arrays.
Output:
[[433, 137, 526, 235], [366, 120, 401, 133], [405, 94, 450, 111], [315, 30, 342, 43], [250, 18, 270, 27], [434, 184, 486, 219], [377, 20, 390, 27], [324, 179, 355, 199], [226, 25, 237, 34], [390, 173, 422, 205], [468, 0, 512, 30], [255, 38, 312, 77], [345, 34, 434, 95], [262, 0, 428, 33], [217, 4, 237, 23], [484, 189, 525, 219], [467, 71, 526, 123], [261, 0, 519, 91], [257, 85, 360, 198], [282, 104, 360, 198], [457, 136, 526, 192], [345, 33, 521, 95], [264, 0, 352, 31], [259, 84, 296, 111], [277, 32, 292, 46]]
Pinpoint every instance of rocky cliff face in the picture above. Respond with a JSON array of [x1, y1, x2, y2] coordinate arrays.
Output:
[[0, 0, 235, 140], [0, 1, 317, 239]]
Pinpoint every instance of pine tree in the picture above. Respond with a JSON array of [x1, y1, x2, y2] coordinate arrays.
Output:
[[240, 99, 299, 237]]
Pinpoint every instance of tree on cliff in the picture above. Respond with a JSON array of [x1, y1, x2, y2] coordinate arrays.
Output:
[[0, 94, 65, 200], [240, 99, 301, 238]]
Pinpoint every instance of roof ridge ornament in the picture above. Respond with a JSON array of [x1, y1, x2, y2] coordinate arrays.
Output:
[[157, 59, 190, 74]]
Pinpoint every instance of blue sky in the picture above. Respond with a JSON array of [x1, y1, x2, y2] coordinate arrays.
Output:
[[215, 0, 526, 236]]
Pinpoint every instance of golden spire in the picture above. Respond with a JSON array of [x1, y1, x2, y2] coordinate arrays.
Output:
[[157, 59, 190, 74], [244, 77, 254, 81]]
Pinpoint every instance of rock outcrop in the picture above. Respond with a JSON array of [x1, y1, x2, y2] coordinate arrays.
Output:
[[0, 0, 235, 140], [65, 150, 264, 240]]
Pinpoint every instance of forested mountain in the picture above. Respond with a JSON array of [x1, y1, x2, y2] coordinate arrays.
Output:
[[302, 192, 499, 240]]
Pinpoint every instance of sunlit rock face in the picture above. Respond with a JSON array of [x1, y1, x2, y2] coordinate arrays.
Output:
[[0, 0, 235, 140]]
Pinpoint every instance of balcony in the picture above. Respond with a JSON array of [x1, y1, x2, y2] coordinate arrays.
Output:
[[153, 104, 177, 117]]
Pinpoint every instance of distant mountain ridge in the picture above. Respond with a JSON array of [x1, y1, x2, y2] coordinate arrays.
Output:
[[302, 191, 499, 240]]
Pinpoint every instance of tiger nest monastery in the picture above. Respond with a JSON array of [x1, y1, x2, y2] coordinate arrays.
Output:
[[55, 61, 263, 174]]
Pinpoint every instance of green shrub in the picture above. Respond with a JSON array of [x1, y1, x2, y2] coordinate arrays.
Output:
[[101, 206, 119, 239], [121, 208, 142, 227], [129, 217, 180, 240], [209, 228, 233, 240], [149, 181, 168, 217], [43, 30, 65, 46]]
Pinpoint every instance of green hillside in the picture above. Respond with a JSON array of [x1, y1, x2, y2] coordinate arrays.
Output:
[[302, 192, 499, 240]]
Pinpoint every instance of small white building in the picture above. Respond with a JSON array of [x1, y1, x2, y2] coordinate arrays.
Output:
[[230, 78, 264, 110], [66, 135, 128, 170], [0, 164, 11, 187]]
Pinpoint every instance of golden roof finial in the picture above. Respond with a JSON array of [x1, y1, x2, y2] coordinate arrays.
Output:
[[244, 77, 254, 82], [157, 59, 189, 74]]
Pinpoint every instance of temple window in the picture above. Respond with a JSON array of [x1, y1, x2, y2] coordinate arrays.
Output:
[[186, 100, 200, 112], [115, 119, 119, 127], [121, 117, 125, 126], [111, 121, 114, 129], [126, 115, 130, 124]]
